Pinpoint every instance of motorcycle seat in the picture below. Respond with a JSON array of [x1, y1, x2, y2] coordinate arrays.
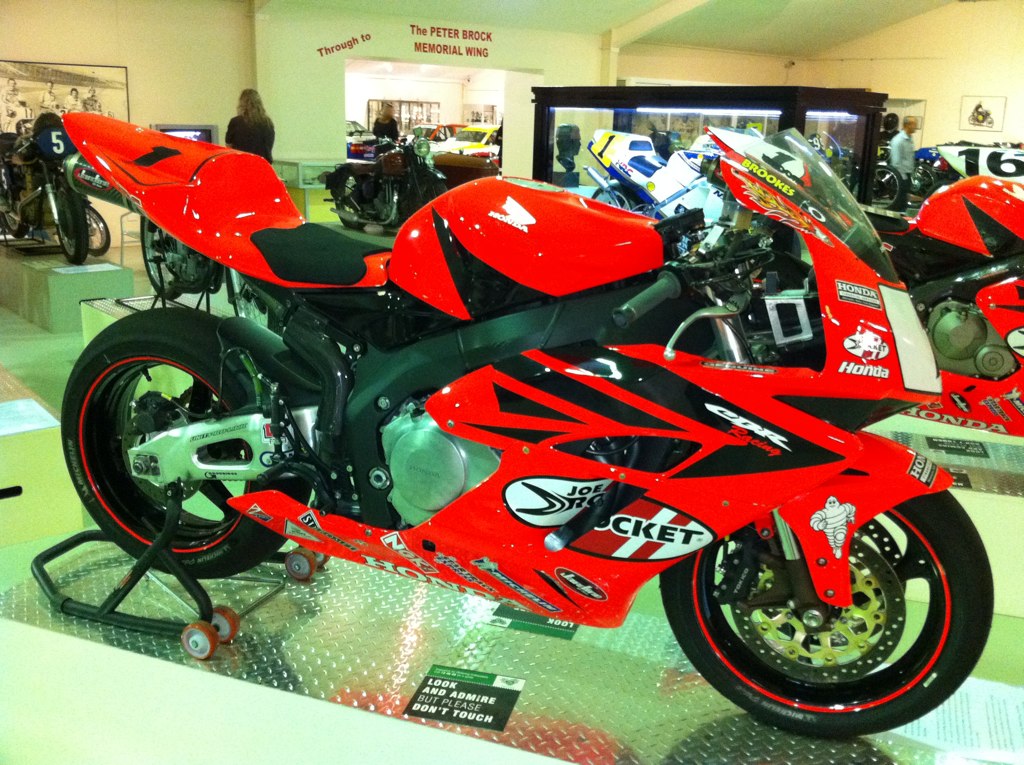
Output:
[[251, 223, 385, 286], [628, 155, 666, 177], [863, 208, 911, 234]]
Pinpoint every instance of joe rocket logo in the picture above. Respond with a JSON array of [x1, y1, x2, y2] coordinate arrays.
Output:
[[838, 326, 892, 379], [503, 478, 612, 527], [487, 196, 536, 232], [843, 327, 890, 361], [570, 498, 714, 561]]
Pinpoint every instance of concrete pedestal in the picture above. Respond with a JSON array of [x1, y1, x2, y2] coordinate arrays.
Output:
[[0, 249, 134, 333]]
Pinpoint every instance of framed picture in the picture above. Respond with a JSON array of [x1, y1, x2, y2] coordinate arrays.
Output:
[[960, 95, 1005, 131], [0, 59, 129, 136]]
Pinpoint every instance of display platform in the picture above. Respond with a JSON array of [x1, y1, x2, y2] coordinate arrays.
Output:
[[0, 249, 133, 333], [1, 542, 1021, 764]]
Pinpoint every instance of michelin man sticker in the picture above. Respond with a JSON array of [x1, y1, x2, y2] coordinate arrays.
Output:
[[810, 496, 856, 559]]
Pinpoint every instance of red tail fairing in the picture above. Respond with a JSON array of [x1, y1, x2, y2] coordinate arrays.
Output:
[[62, 113, 385, 289]]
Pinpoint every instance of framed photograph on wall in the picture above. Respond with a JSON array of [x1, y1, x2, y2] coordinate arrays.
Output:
[[960, 95, 1005, 131], [0, 59, 129, 136]]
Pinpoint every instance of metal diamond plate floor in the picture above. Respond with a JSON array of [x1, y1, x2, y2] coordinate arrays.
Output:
[[1, 542, 1020, 765], [880, 430, 1024, 497]]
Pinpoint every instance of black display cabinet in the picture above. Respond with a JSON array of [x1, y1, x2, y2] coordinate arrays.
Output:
[[532, 85, 888, 204]]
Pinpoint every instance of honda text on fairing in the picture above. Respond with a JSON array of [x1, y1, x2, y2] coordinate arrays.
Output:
[[0, 114, 89, 263], [866, 174, 1024, 434], [585, 129, 724, 223], [59, 114, 992, 738]]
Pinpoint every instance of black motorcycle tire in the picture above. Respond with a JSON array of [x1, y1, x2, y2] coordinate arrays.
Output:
[[332, 176, 364, 230], [62, 307, 304, 578], [54, 180, 89, 264], [594, 182, 644, 212], [661, 491, 993, 738], [85, 204, 111, 257], [872, 166, 905, 210]]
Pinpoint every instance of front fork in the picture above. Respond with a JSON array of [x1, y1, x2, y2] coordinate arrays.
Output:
[[704, 304, 828, 616]]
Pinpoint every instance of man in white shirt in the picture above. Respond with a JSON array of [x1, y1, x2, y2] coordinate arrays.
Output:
[[888, 116, 918, 211]]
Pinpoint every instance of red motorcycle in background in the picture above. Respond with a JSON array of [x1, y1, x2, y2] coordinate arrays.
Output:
[[865, 174, 1024, 433], [59, 113, 992, 737]]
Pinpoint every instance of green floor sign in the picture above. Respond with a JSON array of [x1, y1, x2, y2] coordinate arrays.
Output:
[[487, 604, 578, 639], [403, 665, 525, 731]]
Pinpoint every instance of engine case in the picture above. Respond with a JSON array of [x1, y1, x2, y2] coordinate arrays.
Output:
[[927, 299, 1017, 379], [381, 405, 499, 526]]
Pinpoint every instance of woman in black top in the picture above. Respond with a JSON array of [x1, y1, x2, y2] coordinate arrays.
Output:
[[226, 89, 275, 162], [372, 103, 400, 142]]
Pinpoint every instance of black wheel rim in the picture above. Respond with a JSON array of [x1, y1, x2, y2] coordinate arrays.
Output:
[[78, 356, 246, 553], [691, 511, 952, 712]]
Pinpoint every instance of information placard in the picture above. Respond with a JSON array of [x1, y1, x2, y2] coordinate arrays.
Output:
[[403, 665, 524, 731]]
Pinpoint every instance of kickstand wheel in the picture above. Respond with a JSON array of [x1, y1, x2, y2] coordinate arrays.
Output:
[[211, 605, 241, 643], [284, 548, 318, 582], [181, 621, 220, 660]]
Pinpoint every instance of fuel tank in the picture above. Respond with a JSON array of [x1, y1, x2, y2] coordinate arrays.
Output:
[[388, 177, 664, 320], [915, 175, 1024, 257]]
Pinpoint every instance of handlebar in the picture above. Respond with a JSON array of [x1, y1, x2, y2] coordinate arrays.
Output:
[[612, 270, 682, 328]]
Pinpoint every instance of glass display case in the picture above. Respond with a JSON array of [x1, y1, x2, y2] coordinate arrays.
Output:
[[532, 86, 888, 204], [272, 159, 340, 219]]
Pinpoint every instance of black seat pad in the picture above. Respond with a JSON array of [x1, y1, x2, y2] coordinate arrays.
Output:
[[628, 155, 666, 176], [251, 223, 383, 286], [864, 209, 911, 234]]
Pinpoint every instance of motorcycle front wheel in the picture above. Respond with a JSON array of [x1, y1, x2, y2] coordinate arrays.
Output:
[[62, 307, 305, 578], [53, 180, 89, 264], [661, 491, 993, 737]]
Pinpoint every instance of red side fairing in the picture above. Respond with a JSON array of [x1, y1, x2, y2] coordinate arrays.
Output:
[[62, 113, 374, 289], [388, 178, 663, 319], [904, 275, 1024, 435], [915, 175, 1024, 256]]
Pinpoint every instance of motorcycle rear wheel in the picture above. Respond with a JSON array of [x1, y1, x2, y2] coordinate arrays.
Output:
[[661, 491, 993, 737], [62, 307, 304, 578], [85, 204, 111, 257], [54, 180, 89, 264]]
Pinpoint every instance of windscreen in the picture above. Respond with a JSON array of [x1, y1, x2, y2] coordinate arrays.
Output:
[[712, 127, 898, 282]]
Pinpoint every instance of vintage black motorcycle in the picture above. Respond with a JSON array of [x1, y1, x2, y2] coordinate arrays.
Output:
[[0, 113, 88, 263], [323, 134, 447, 229]]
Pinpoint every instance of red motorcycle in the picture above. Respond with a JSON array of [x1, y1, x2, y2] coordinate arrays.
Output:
[[865, 175, 1024, 433], [60, 114, 991, 737]]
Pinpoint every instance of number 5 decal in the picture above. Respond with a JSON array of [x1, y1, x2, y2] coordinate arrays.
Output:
[[50, 133, 66, 155]]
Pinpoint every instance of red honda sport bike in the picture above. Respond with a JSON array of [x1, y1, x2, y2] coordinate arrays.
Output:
[[60, 113, 992, 737]]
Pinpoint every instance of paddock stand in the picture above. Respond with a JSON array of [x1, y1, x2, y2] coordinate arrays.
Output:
[[31, 482, 323, 659]]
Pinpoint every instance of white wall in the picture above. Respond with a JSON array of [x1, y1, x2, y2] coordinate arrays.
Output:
[[4, 0, 254, 133], [794, 0, 1024, 146], [618, 43, 795, 87], [253, 7, 603, 176], [345, 72, 466, 127]]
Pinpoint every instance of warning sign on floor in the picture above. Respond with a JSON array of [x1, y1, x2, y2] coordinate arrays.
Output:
[[403, 665, 524, 731]]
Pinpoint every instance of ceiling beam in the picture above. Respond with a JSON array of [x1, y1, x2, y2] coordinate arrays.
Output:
[[601, 0, 712, 84]]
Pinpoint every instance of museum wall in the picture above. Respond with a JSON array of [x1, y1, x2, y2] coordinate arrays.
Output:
[[253, 6, 599, 176], [617, 43, 795, 88], [4, 0, 254, 132], [793, 0, 1024, 146], [345, 73, 467, 127]]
